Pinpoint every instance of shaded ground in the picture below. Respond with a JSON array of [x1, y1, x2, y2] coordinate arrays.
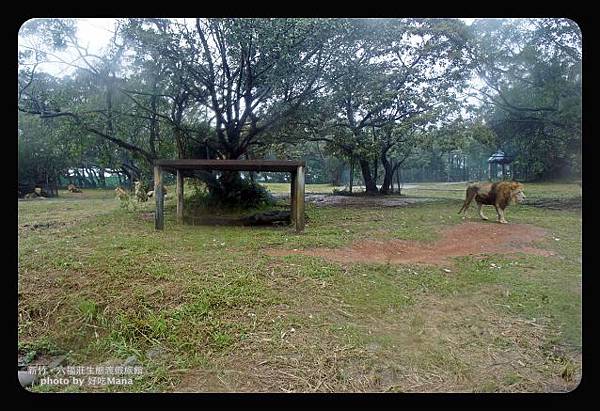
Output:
[[523, 197, 582, 210], [268, 222, 554, 266], [306, 194, 433, 207], [177, 194, 432, 227], [274, 193, 433, 208]]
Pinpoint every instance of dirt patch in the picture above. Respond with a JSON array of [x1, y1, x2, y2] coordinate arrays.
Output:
[[271, 193, 433, 208], [267, 222, 554, 266]]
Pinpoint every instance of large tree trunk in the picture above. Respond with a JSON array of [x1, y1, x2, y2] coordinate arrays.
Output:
[[330, 162, 343, 186], [373, 158, 378, 187], [149, 86, 159, 159], [359, 158, 378, 194], [74, 169, 85, 188], [97, 168, 106, 188], [380, 151, 394, 195]]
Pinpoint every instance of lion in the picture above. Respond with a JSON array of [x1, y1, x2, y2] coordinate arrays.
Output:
[[67, 184, 82, 193], [146, 186, 167, 199], [114, 186, 129, 201], [458, 181, 526, 224], [134, 181, 149, 202]]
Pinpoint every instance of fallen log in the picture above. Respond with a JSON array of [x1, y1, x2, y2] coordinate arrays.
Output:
[[239, 210, 292, 226]]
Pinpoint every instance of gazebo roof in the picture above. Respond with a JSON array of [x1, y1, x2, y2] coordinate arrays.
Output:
[[487, 150, 512, 164]]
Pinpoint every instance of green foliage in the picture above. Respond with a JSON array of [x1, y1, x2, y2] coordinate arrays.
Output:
[[18, 17, 581, 199], [470, 18, 581, 180], [18, 112, 73, 191], [187, 176, 275, 211], [19, 18, 77, 51]]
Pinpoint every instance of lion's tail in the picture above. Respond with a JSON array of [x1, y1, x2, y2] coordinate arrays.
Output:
[[458, 186, 477, 214]]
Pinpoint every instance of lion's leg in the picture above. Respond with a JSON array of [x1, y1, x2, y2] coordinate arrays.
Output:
[[497, 207, 508, 224], [477, 202, 488, 220]]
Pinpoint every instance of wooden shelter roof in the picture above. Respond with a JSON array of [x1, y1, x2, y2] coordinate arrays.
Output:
[[154, 159, 305, 172]]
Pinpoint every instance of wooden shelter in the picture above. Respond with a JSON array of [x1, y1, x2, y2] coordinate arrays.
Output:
[[153, 159, 306, 232]]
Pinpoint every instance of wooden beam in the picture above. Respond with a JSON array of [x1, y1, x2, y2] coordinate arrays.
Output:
[[293, 165, 305, 232], [176, 169, 184, 224], [154, 166, 164, 230], [154, 159, 305, 172]]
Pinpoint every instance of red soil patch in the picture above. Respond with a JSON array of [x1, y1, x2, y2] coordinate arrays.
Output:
[[268, 222, 555, 266]]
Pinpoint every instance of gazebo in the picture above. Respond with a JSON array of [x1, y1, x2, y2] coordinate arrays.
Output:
[[487, 150, 513, 180], [152, 159, 306, 232]]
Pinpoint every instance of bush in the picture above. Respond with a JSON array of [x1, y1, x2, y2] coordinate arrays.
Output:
[[188, 177, 275, 211]]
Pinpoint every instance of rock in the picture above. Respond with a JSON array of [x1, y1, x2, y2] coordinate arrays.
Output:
[[18, 370, 38, 387], [18, 351, 37, 368], [146, 346, 167, 361], [123, 355, 139, 367], [366, 342, 381, 353], [48, 354, 67, 369]]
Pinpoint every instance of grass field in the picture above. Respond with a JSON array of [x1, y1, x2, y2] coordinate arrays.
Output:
[[18, 181, 582, 392], [260, 182, 339, 194]]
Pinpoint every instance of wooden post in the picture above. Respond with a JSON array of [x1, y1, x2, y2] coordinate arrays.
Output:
[[290, 171, 297, 227], [488, 163, 492, 181], [176, 169, 184, 224], [293, 165, 305, 232], [154, 165, 164, 230]]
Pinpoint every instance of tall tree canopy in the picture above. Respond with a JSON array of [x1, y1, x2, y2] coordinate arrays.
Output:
[[18, 18, 582, 200], [468, 18, 582, 179]]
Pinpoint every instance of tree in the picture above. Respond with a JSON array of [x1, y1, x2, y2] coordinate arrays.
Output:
[[310, 18, 472, 194], [116, 18, 345, 201], [18, 19, 158, 185], [18, 111, 71, 195], [467, 18, 582, 180]]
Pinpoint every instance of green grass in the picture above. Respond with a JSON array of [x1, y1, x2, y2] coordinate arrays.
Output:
[[19, 183, 582, 392], [259, 182, 338, 194]]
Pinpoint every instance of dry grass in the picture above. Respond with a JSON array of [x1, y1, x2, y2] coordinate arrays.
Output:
[[18, 184, 582, 393]]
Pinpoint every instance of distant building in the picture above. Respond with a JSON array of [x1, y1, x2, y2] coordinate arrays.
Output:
[[487, 150, 513, 180]]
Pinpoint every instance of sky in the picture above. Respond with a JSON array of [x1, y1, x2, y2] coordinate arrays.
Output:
[[18, 18, 117, 76], [72, 18, 117, 50], [19, 18, 481, 77]]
